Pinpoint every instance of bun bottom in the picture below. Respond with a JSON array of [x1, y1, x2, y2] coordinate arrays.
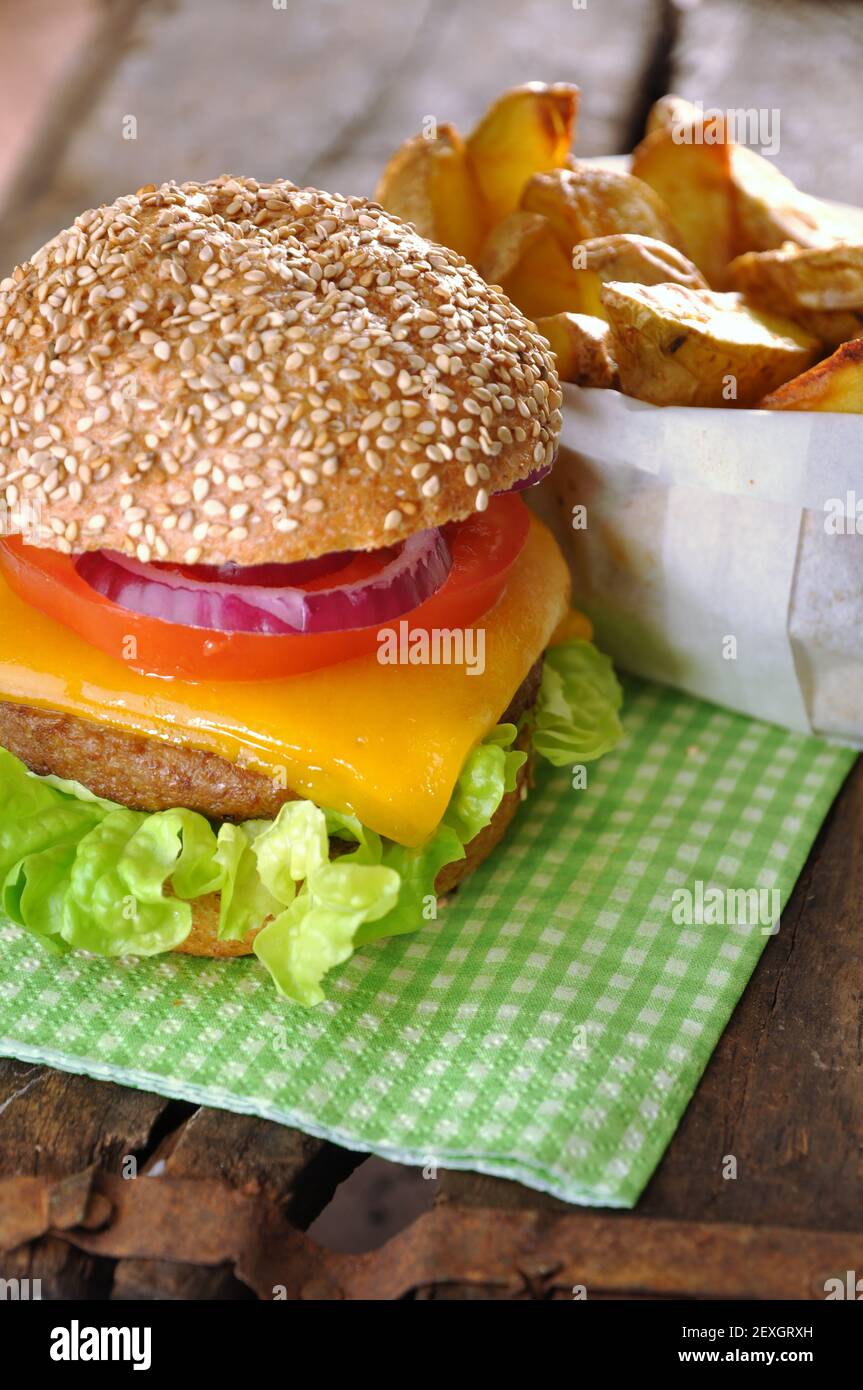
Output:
[[173, 740, 533, 959]]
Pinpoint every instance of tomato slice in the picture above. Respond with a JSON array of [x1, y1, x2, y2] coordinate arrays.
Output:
[[0, 494, 530, 681]]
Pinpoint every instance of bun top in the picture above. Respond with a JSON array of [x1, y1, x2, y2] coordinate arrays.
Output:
[[0, 177, 562, 565]]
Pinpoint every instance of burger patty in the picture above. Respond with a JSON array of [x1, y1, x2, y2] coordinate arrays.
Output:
[[0, 656, 544, 824]]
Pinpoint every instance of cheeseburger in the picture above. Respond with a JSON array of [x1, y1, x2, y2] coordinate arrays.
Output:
[[0, 177, 621, 1004]]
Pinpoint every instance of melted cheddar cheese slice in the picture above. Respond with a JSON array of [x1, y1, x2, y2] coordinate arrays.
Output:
[[0, 514, 569, 846]]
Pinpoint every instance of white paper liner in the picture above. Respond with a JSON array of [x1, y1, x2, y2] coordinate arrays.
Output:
[[532, 385, 863, 745]]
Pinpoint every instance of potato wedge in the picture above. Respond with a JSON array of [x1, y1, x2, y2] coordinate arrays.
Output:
[[480, 221, 705, 323], [758, 337, 863, 412], [466, 82, 579, 224], [374, 122, 486, 263], [793, 309, 863, 352], [729, 144, 862, 254], [643, 94, 723, 141], [600, 282, 818, 408], [728, 242, 863, 314], [577, 233, 708, 292], [634, 99, 862, 285], [645, 93, 694, 137], [631, 124, 735, 285], [535, 312, 619, 387], [728, 243, 863, 349], [521, 165, 682, 254], [479, 211, 599, 319]]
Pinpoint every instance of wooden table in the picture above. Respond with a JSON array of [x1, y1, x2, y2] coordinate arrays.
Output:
[[1, 0, 862, 1299]]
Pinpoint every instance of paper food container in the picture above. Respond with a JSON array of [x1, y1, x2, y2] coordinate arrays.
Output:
[[531, 385, 863, 746]]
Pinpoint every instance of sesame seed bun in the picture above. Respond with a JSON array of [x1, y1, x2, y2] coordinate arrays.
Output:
[[0, 177, 562, 566]]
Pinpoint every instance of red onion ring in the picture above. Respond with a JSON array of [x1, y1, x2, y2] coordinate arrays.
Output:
[[76, 527, 452, 636], [73, 456, 553, 639], [172, 551, 353, 587], [500, 463, 553, 494]]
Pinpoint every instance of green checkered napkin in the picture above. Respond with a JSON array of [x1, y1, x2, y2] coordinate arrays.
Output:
[[0, 679, 853, 1206]]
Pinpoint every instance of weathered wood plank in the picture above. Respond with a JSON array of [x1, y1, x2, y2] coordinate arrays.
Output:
[[0, 0, 142, 224], [49, 1179, 863, 1300], [0, 1060, 363, 1298], [0, 0, 666, 274], [307, 0, 669, 196], [0, 1060, 171, 1297], [111, 1108, 362, 1300], [0, 0, 102, 215], [667, 0, 863, 202]]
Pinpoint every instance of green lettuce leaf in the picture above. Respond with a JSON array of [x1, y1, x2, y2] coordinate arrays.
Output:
[[23, 768, 119, 810], [213, 821, 282, 941], [4, 820, 92, 948], [254, 861, 401, 1007], [0, 750, 227, 955], [531, 639, 624, 765], [366, 825, 464, 945], [253, 801, 329, 902], [0, 755, 107, 946], [0, 634, 623, 1004], [442, 722, 526, 843], [63, 809, 193, 955], [324, 808, 383, 865]]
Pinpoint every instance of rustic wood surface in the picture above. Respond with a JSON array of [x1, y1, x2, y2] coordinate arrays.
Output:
[[670, 0, 863, 202], [1, 0, 862, 1299], [0, 0, 670, 273], [0, 1059, 363, 1298]]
